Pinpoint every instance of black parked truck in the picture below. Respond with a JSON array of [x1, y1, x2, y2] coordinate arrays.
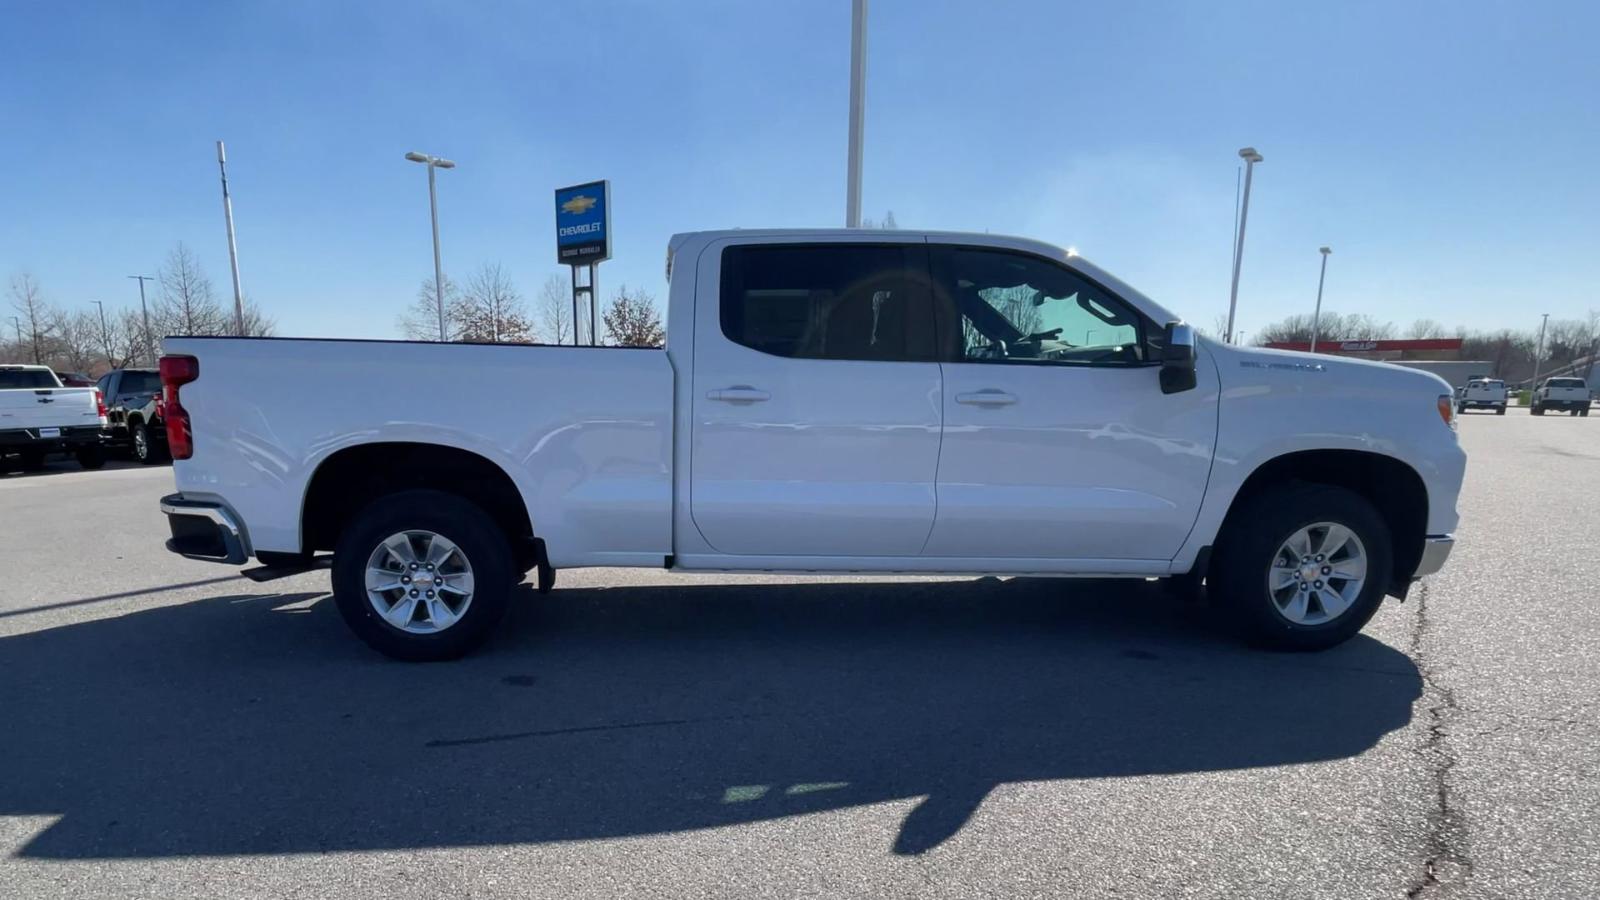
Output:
[[95, 368, 170, 462]]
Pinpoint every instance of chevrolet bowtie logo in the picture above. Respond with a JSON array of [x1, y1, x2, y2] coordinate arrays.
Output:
[[561, 195, 598, 215]]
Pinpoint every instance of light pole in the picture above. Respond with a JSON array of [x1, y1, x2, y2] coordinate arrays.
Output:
[[8, 315, 21, 348], [1531, 312, 1550, 391], [405, 151, 457, 341], [1309, 246, 1332, 353], [128, 275, 155, 364], [845, 0, 868, 228], [90, 300, 113, 365], [1225, 146, 1263, 344], [217, 140, 246, 336]]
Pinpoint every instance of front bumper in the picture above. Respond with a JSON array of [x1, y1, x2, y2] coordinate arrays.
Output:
[[160, 494, 250, 565], [1413, 535, 1454, 578]]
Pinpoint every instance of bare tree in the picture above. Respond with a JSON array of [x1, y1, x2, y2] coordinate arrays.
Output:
[[859, 210, 899, 229], [1406, 318, 1447, 339], [116, 309, 153, 366], [238, 298, 276, 337], [538, 274, 574, 345], [398, 275, 462, 341], [601, 284, 665, 348], [8, 273, 54, 365], [155, 243, 227, 336], [51, 308, 101, 373], [453, 263, 533, 343]]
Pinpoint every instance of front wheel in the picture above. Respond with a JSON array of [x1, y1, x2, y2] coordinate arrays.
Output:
[[1210, 483, 1393, 651], [331, 489, 516, 661]]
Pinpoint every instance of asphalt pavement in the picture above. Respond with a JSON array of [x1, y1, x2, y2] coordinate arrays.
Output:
[[1, 409, 1595, 899]]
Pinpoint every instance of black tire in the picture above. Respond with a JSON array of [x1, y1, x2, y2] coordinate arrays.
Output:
[[1532, 405, 1544, 416], [1495, 406, 1506, 415], [132, 421, 167, 464], [1455, 402, 1465, 414], [18, 450, 46, 471], [1210, 483, 1393, 652], [331, 489, 516, 661], [1582, 408, 1590, 417], [76, 446, 106, 470]]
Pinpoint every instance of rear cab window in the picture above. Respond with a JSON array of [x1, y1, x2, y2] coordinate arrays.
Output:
[[118, 371, 163, 396], [0, 369, 61, 389]]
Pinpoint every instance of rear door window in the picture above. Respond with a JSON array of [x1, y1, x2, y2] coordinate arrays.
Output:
[[719, 244, 937, 362], [119, 371, 162, 396]]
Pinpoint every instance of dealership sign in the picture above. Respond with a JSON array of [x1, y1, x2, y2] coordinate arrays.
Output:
[[554, 180, 611, 265]]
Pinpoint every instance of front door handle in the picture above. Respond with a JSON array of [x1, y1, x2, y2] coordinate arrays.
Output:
[[707, 386, 771, 404], [956, 390, 1018, 407]]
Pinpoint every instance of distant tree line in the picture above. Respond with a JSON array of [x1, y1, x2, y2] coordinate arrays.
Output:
[[1250, 309, 1600, 384], [396, 264, 664, 348], [3, 243, 273, 376]]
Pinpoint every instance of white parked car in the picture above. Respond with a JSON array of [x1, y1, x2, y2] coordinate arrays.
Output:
[[1531, 377, 1589, 416], [0, 364, 108, 470], [157, 229, 1466, 659], [1457, 378, 1507, 415]]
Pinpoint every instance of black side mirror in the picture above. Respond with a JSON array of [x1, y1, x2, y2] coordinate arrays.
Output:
[[1160, 321, 1197, 394]]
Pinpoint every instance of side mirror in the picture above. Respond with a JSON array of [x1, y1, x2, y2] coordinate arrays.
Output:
[[1160, 321, 1197, 394]]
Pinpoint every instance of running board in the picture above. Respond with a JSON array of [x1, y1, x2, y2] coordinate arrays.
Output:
[[241, 555, 332, 583]]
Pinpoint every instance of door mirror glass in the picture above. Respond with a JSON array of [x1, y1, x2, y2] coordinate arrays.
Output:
[[1160, 321, 1197, 394]]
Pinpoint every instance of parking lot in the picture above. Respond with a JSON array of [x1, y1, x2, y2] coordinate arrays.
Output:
[[1, 410, 1595, 899]]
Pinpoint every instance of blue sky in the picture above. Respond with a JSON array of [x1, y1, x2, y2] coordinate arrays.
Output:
[[4, 0, 1597, 340]]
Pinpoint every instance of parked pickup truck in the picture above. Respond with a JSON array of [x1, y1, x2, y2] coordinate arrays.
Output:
[[1456, 377, 1507, 415], [1530, 377, 1590, 416], [158, 229, 1466, 660], [0, 364, 107, 471], [95, 368, 170, 463]]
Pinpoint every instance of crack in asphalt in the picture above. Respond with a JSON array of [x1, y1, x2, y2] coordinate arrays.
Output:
[[1404, 580, 1474, 898]]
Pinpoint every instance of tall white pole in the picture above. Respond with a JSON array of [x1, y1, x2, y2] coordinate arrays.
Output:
[[129, 275, 154, 364], [427, 163, 446, 341], [1225, 147, 1263, 344], [1531, 312, 1550, 390], [845, 0, 867, 228], [217, 141, 246, 336], [1309, 246, 1332, 353], [91, 299, 113, 364]]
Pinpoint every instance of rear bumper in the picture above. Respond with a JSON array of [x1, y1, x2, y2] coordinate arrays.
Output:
[[0, 426, 107, 454], [160, 494, 250, 564], [1537, 399, 1589, 410], [1413, 535, 1454, 578]]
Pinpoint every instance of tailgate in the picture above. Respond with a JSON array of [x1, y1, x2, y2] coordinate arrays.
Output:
[[0, 388, 103, 432]]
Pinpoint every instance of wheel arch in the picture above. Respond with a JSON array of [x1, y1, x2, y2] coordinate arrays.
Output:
[[300, 442, 537, 563], [1214, 449, 1428, 596]]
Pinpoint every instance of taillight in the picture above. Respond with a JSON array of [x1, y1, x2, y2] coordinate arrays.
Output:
[[1437, 394, 1456, 431], [159, 355, 199, 459], [94, 388, 108, 421]]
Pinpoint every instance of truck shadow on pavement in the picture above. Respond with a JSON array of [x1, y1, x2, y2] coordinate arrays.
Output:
[[3, 577, 1421, 859]]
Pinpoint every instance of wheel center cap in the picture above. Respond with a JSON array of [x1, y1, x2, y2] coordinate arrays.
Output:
[[1301, 564, 1321, 582]]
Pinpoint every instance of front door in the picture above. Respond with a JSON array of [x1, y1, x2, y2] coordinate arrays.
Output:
[[925, 244, 1217, 562], [689, 239, 944, 557]]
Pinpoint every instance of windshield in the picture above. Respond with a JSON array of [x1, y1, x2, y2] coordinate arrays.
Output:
[[0, 369, 61, 389]]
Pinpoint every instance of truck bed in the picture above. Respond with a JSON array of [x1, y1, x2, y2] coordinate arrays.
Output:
[[164, 337, 675, 566]]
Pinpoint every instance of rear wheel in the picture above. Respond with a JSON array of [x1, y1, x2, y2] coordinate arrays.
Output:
[[331, 489, 515, 661], [18, 450, 45, 471], [76, 446, 106, 470], [1210, 483, 1392, 651], [1495, 405, 1506, 415], [132, 421, 167, 464]]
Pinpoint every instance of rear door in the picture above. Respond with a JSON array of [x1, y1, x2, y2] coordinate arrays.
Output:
[[924, 243, 1217, 562], [688, 238, 944, 557]]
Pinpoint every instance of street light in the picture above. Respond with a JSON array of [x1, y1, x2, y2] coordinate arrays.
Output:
[[90, 300, 113, 365], [845, 0, 867, 228], [1225, 146, 1263, 344], [1531, 312, 1550, 391], [1309, 246, 1333, 354], [405, 151, 457, 341], [128, 275, 155, 364]]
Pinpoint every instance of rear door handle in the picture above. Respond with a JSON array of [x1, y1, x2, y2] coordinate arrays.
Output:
[[707, 386, 771, 403], [956, 390, 1018, 406]]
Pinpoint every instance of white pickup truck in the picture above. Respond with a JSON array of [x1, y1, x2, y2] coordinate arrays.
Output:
[[0, 364, 108, 470], [1456, 377, 1507, 415], [1530, 377, 1590, 416], [158, 229, 1465, 660]]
